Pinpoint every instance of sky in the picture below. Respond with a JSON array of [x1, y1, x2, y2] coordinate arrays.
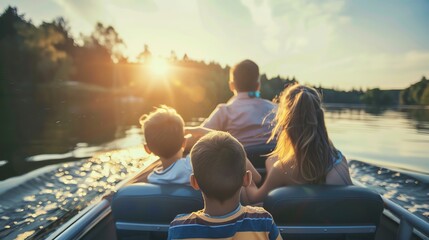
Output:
[[1, 0, 429, 90]]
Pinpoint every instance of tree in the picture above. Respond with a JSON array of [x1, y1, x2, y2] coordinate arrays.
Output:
[[361, 88, 394, 106], [169, 50, 177, 62], [0, 6, 25, 38], [17, 20, 73, 82], [84, 22, 125, 63], [137, 44, 152, 63], [400, 76, 429, 105]]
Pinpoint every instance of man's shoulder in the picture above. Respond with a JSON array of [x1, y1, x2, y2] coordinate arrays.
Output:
[[214, 102, 229, 109], [257, 98, 276, 107]]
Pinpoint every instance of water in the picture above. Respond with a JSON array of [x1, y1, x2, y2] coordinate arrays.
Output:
[[325, 106, 429, 226], [325, 106, 429, 174], [350, 160, 429, 220], [0, 106, 428, 239], [0, 127, 157, 240]]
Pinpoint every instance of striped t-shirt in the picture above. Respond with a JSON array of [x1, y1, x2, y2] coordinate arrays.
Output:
[[168, 205, 282, 240]]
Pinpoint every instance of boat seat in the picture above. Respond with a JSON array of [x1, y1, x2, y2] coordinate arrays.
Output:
[[264, 185, 384, 240], [111, 183, 203, 240], [245, 143, 276, 171]]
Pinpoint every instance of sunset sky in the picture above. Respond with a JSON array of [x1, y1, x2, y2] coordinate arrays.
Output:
[[1, 0, 429, 89]]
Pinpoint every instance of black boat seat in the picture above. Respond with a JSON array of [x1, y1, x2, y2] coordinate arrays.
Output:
[[264, 185, 384, 240], [245, 143, 276, 171], [111, 183, 203, 240]]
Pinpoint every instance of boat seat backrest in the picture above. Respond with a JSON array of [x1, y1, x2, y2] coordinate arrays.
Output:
[[245, 143, 276, 169], [111, 183, 203, 239], [264, 185, 384, 240]]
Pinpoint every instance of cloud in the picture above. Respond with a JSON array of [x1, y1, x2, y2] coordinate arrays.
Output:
[[240, 0, 280, 52], [53, 0, 108, 24], [51, 0, 158, 35], [241, 0, 349, 55]]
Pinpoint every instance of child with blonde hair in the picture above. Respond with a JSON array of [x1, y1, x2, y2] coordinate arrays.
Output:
[[139, 105, 192, 184]]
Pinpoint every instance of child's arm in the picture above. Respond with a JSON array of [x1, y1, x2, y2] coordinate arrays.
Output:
[[246, 158, 262, 185], [184, 126, 213, 152], [244, 162, 285, 204]]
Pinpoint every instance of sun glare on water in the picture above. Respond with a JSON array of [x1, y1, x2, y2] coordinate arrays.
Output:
[[150, 57, 170, 76]]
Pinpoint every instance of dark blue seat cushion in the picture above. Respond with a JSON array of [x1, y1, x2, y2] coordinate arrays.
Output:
[[245, 143, 276, 169], [111, 183, 203, 224], [264, 185, 383, 226]]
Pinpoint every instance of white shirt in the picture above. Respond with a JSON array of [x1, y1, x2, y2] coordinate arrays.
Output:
[[147, 155, 192, 185], [203, 92, 276, 147]]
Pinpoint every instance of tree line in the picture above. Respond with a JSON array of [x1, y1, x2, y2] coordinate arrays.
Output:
[[0, 6, 427, 163]]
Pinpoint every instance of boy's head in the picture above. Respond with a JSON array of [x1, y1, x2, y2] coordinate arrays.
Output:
[[230, 59, 260, 92], [190, 131, 250, 203], [139, 105, 185, 159]]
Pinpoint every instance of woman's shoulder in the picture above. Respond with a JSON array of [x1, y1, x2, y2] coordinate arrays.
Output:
[[326, 152, 353, 185], [272, 159, 304, 185]]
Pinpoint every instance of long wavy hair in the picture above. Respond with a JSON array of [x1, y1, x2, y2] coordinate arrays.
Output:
[[269, 84, 337, 183]]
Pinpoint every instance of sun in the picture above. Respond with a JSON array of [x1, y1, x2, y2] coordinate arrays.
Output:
[[150, 57, 169, 76]]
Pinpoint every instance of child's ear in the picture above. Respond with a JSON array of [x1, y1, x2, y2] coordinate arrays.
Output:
[[242, 170, 252, 187], [144, 144, 152, 154], [190, 174, 200, 190], [229, 81, 236, 93], [182, 137, 187, 148]]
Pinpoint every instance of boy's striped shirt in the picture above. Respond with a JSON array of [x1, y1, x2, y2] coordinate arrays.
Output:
[[168, 205, 282, 240]]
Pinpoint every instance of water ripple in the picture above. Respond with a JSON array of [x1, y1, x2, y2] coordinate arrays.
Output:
[[0, 147, 155, 240], [350, 160, 429, 223]]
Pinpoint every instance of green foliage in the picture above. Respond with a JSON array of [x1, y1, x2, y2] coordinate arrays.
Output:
[[318, 88, 364, 104], [400, 76, 429, 105], [360, 88, 396, 106], [260, 74, 296, 100]]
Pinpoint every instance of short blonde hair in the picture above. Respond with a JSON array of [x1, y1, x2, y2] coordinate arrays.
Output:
[[139, 105, 184, 158]]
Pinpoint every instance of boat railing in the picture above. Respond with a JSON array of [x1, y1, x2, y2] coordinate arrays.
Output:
[[382, 196, 429, 240], [354, 181, 429, 240]]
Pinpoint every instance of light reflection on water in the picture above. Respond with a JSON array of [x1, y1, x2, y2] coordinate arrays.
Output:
[[0, 107, 428, 239], [325, 107, 429, 173], [0, 143, 156, 239], [350, 160, 429, 221]]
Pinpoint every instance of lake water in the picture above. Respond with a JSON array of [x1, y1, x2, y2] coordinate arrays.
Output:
[[0, 106, 428, 239], [325, 106, 429, 174]]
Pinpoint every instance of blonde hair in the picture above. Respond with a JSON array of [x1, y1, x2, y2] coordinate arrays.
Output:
[[269, 84, 337, 183], [139, 105, 184, 158]]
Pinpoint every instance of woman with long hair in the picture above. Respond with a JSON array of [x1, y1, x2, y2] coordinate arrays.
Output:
[[244, 84, 352, 204]]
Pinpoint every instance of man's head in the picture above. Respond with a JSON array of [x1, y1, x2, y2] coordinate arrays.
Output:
[[230, 59, 260, 92], [139, 105, 185, 159], [190, 131, 250, 203]]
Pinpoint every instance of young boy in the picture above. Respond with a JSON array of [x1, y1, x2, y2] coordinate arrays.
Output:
[[139, 105, 192, 184], [168, 131, 282, 240], [186, 59, 276, 148]]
